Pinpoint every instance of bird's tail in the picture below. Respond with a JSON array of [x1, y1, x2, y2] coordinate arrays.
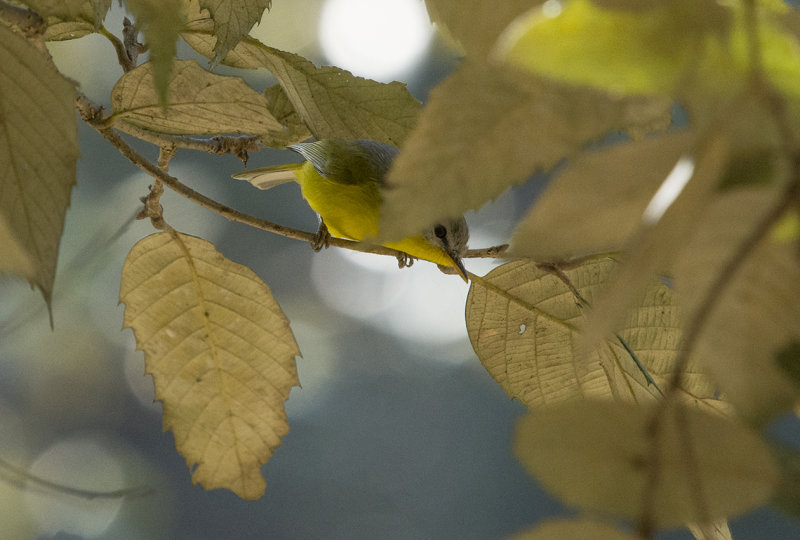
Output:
[[233, 162, 302, 190]]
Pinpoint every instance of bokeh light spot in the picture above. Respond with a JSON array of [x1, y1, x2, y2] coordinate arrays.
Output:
[[318, 0, 434, 81], [24, 437, 125, 538]]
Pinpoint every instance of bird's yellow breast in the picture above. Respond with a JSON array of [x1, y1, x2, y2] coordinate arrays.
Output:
[[294, 163, 454, 267]]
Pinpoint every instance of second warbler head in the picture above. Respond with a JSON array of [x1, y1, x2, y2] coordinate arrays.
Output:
[[234, 139, 469, 280]]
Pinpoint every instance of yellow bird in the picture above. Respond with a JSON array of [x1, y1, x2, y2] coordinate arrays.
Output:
[[234, 139, 469, 280]]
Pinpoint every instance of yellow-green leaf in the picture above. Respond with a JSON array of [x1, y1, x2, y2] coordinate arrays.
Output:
[[0, 23, 78, 302], [199, 0, 271, 65], [466, 259, 720, 411], [120, 232, 300, 500], [424, 0, 544, 57], [127, 0, 184, 105], [495, 0, 732, 96], [496, 0, 800, 136], [507, 519, 637, 540], [509, 131, 693, 260], [109, 59, 282, 135], [379, 61, 671, 242], [182, 17, 420, 145], [514, 400, 778, 526]]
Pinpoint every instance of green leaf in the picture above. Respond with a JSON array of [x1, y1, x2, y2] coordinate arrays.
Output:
[[514, 400, 779, 526], [0, 23, 78, 302], [466, 259, 722, 411], [509, 131, 694, 260], [127, 0, 184, 106], [379, 61, 671, 242], [182, 20, 421, 145], [424, 0, 544, 57], [109, 59, 282, 135], [507, 519, 637, 540], [199, 0, 271, 66], [120, 231, 300, 500], [182, 0, 262, 69], [261, 83, 312, 147]]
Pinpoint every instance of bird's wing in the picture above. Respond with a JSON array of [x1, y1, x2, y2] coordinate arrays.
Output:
[[232, 163, 301, 190], [289, 140, 398, 185]]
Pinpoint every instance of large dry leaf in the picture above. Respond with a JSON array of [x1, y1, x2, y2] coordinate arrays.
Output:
[[199, 0, 271, 65], [424, 0, 544, 57], [466, 259, 721, 411], [109, 59, 281, 135], [15, 0, 108, 20], [0, 23, 78, 302], [0, 213, 34, 280], [120, 232, 300, 500], [16, 0, 111, 40], [379, 61, 671, 242], [514, 400, 778, 526], [682, 232, 800, 424], [181, 16, 420, 146], [509, 131, 694, 260]]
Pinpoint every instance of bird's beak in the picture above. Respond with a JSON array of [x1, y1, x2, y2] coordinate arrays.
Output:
[[450, 253, 469, 283]]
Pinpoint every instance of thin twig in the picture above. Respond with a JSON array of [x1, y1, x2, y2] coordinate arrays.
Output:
[[0, 455, 152, 500], [114, 121, 260, 162], [98, 24, 134, 72]]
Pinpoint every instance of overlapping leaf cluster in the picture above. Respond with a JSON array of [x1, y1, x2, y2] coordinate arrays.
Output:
[[0, 0, 421, 500], [415, 0, 800, 537], [2, 0, 800, 536]]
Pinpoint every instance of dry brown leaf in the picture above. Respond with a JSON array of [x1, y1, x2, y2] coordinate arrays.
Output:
[[120, 231, 300, 500]]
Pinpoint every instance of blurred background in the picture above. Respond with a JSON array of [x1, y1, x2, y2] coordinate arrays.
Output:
[[1, 1, 799, 538]]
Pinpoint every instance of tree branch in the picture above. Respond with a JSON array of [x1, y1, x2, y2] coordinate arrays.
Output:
[[113, 121, 260, 163], [77, 93, 506, 265]]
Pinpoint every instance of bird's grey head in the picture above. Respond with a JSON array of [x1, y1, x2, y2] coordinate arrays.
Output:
[[423, 217, 470, 280]]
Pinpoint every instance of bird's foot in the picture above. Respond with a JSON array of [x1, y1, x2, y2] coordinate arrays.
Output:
[[396, 253, 416, 269], [311, 221, 331, 252]]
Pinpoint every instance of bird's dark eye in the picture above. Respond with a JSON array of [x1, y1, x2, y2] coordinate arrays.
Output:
[[434, 225, 447, 239]]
